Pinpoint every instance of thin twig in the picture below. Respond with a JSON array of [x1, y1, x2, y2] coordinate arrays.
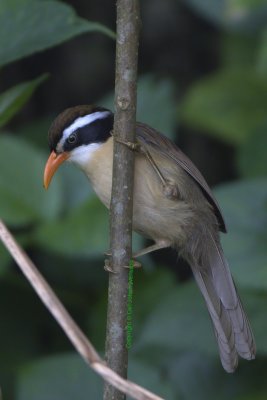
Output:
[[104, 0, 140, 399], [0, 220, 163, 400]]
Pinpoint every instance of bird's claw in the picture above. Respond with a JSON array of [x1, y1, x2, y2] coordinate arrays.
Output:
[[104, 259, 117, 274], [104, 258, 142, 273]]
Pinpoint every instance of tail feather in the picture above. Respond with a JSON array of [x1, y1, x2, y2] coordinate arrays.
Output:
[[190, 231, 256, 372], [191, 265, 238, 373], [228, 296, 255, 359]]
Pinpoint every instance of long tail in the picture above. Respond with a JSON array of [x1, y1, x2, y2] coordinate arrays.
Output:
[[190, 231, 256, 373]]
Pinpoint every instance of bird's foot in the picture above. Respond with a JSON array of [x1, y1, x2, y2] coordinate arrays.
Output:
[[111, 131, 140, 151], [104, 258, 117, 273], [104, 258, 142, 273]]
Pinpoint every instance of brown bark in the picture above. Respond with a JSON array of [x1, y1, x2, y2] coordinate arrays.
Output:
[[103, 1, 140, 399]]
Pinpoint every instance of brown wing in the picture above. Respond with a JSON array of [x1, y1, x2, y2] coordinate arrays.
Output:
[[136, 122, 226, 233]]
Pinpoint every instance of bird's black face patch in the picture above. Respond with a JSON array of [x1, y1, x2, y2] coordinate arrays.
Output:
[[62, 112, 114, 152], [48, 105, 113, 153]]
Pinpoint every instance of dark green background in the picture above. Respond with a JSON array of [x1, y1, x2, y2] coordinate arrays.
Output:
[[1, 0, 267, 399]]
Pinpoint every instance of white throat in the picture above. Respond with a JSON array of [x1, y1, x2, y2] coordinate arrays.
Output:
[[68, 143, 101, 168]]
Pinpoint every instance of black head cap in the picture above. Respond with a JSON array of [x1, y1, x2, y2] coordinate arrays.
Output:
[[48, 105, 113, 152]]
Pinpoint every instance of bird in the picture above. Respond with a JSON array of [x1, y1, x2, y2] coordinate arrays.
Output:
[[43, 104, 256, 373]]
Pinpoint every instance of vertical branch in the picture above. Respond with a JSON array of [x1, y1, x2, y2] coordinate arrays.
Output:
[[104, 1, 140, 400]]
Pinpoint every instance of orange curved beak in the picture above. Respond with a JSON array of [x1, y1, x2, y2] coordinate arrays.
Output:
[[43, 151, 69, 189]]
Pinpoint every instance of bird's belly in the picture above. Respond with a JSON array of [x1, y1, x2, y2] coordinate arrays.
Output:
[[132, 194, 193, 245], [85, 145, 195, 247], [89, 174, 192, 245]]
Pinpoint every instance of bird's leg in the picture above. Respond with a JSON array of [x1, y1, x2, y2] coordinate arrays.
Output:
[[105, 239, 171, 260], [104, 241, 170, 272], [143, 149, 180, 200], [112, 133, 180, 200], [123, 259, 142, 269], [133, 240, 171, 258]]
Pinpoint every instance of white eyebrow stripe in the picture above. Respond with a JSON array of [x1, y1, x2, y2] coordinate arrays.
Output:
[[57, 111, 111, 152]]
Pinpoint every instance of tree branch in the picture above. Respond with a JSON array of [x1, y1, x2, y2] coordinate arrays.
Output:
[[104, 0, 140, 399], [0, 220, 163, 400]]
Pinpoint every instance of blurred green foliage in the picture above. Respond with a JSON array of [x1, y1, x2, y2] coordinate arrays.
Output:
[[0, 135, 62, 226], [181, 0, 267, 31], [182, 68, 267, 144], [0, 0, 115, 67], [0, 75, 48, 128], [0, 0, 267, 400]]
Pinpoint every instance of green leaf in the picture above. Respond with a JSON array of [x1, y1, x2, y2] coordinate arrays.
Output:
[[60, 164, 94, 211], [237, 122, 267, 178], [214, 179, 267, 290], [0, 75, 47, 128], [221, 33, 259, 69], [180, 0, 225, 26], [132, 269, 175, 333], [0, 231, 38, 278], [245, 290, 267, 355], [137, 76, 176, 138], [135, 282, 217, 357], [129, 357, 176, 399], [181, 69, 267, 145], [0, 280, 49, 398], [215, 179, 267, 234], [133, 280, 267, 368], [168, 352, 226, 400], [257, 29, 267, 74], [17, 353, 103, 400], [18, 115, 52, 149], [0, 135, 62, 226], [0, 0, 115, 68], [16, 352, 176, 400], [35, 197, 109, 258], [167, 350, 267, 400], [181, 0, 267, 32], [222, 232, 267, 292], [101, 75, 177, 139]]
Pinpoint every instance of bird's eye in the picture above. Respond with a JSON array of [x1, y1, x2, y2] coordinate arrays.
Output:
[[67, 133, 77, 144]]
